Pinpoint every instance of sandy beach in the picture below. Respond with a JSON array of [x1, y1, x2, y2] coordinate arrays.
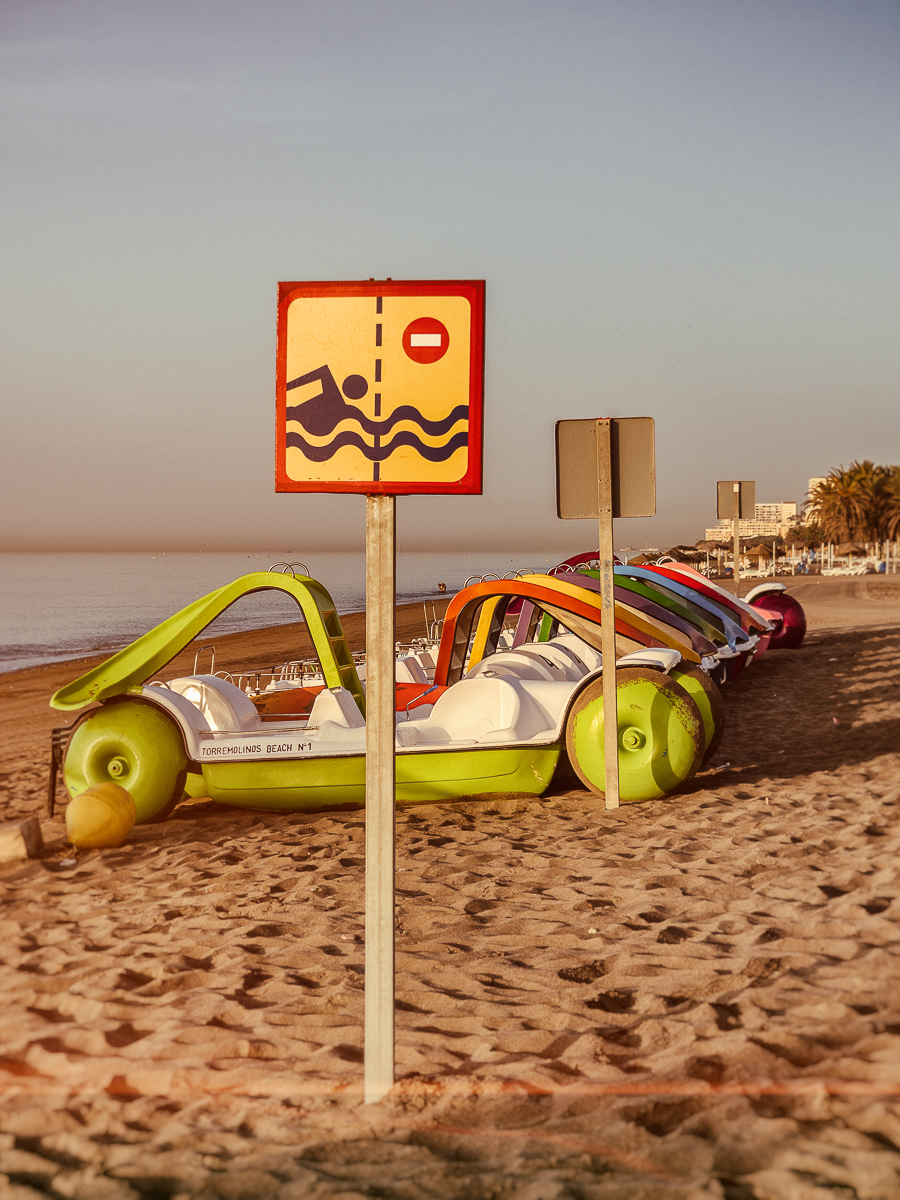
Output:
[[2, 574, 900, 1198]]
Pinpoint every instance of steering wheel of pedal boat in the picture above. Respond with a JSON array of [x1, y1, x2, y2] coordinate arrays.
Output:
[[63, 700, 188, 824], [565, 667, 704, 803]]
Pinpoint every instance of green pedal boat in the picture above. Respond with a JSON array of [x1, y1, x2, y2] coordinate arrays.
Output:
[[51, 569, 713, 823]]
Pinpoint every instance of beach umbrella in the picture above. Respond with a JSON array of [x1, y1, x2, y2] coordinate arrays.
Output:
[[664, 545, 705, 563]]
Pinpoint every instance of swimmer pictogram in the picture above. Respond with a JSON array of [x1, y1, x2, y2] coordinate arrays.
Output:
[[284, 364, 469, 462], [276, 280, 484, 495]]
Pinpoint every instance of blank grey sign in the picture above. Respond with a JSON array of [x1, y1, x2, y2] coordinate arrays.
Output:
[[556, 418, 656, 519], [556, 419, 601, 519], [716, 480, 756, 519]]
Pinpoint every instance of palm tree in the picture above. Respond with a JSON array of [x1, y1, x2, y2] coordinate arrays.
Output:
[[886, 468, 900, 541], [807, 464, 868, 542], [807, 461, 899, 543]]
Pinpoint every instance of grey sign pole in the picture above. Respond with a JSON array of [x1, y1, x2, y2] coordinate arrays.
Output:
[[556, 416, 656, 812], [717, 481, 755, 600], [364, 494, 395, 1104], [732, 483, 741, 599], [596, 419, 620, 809]]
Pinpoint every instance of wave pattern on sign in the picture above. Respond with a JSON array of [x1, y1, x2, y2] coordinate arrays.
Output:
[[285, 365, 467, 464], [286, 429, 468, 463]]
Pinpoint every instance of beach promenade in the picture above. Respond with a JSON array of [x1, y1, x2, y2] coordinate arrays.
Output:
[[2, 575, 900, 1198]]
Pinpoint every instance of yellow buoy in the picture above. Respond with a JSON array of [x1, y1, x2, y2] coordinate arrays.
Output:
[[65, 783, 137, 849]]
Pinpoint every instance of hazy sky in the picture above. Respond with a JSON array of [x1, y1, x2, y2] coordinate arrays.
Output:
[[2, 0, 898, 554]]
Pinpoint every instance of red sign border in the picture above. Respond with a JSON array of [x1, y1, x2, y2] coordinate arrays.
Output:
[[276, 279, 485, 495]]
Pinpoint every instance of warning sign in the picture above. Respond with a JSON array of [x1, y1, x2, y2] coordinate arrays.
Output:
[[276, 280, 485, 495]]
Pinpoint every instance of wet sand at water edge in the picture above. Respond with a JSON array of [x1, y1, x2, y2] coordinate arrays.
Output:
[[1, 574, 900, 1198]]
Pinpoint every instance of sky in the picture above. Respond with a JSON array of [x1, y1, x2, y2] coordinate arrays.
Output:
[[2, 0, 899, 555]]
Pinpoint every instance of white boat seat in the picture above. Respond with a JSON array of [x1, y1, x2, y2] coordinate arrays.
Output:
[[745, 582, 787, 602], [167, 675, 262, 732], [465, 648, 564, 682], [408, 649, 436, 681], [616, 648, 682, 673], [547, 633, 604, 672], [518, 641, 588, 681], [306, 687, 366, 739], [396, 655, 429, 684], [419, 676, 553, 743]]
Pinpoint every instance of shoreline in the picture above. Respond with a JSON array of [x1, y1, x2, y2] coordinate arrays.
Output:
[[0, 590, 449, 677], [1, 598, 441, 681], [4, 571, 900, 678]]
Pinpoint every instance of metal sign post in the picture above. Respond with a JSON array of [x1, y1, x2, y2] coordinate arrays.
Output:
[[717, 481, 755, 599], [364, 494, 395, 1102], [595, 420, 619, 808], [556, 417, 655, 810], [276, 279, 485, 1105], [732, 483, 741, 598]]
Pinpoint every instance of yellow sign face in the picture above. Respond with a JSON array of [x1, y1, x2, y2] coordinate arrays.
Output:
[[276, 281, 484, 494]]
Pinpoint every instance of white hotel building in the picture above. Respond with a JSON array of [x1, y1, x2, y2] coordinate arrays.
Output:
[[704, 501, 800, 542]]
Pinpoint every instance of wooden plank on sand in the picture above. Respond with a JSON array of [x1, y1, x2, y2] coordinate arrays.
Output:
[[0, 816, 43, 863]]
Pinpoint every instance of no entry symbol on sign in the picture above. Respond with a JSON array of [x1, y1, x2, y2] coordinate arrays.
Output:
[[403, 317, 449, 364]]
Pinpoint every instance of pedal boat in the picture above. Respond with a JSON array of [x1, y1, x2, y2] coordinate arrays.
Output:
[[50, 570, 718, 824]]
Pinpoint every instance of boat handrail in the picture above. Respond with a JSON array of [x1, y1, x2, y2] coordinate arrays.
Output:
[[423, 598, 447, 641], [268, 562, 311, 578], [193, 645, 216, 675]]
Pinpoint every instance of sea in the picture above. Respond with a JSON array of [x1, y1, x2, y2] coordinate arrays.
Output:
[[0, 549, 572, 674]]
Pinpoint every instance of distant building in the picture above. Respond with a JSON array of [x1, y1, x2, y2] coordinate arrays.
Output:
[[806, 477, 827, 503], [705, 501, 799, 542]]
